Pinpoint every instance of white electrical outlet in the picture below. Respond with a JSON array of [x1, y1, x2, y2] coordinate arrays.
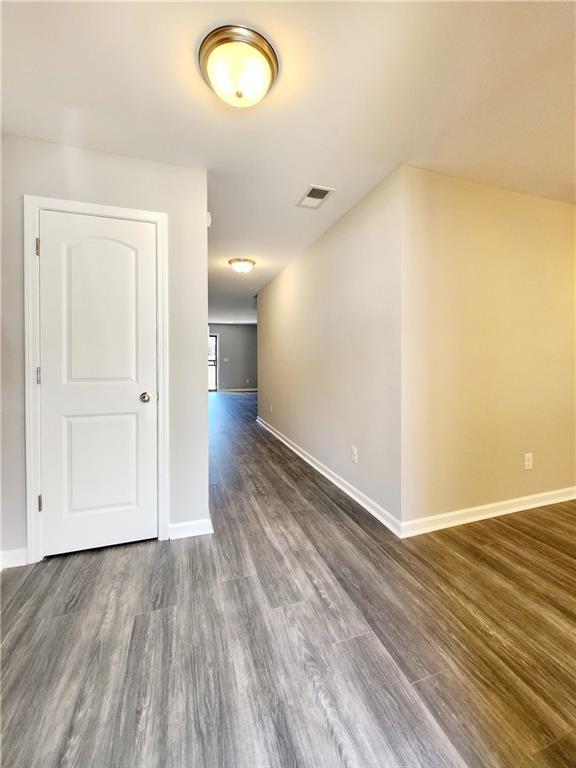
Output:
[[269, 404, 273, 414], [351, 446, 358, 464], [524, 452, 533, 470]]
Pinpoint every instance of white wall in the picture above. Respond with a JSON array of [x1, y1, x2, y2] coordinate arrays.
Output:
[[258, 169, 403, 519], [258, 165, 575, 531], [2, 134, 209, 551]]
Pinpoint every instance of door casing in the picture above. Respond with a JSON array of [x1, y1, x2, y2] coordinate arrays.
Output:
[[24, 196, 170, 564], [208, 332, 219, 391]]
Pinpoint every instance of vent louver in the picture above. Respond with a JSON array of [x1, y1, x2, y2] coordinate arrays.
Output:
[[297, 185, 334, 209]]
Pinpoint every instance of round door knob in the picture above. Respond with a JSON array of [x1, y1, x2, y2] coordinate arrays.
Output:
[[139, 392, 151, 403]]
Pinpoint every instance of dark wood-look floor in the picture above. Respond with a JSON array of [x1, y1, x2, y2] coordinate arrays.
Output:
[[2, 393, 575, 768]]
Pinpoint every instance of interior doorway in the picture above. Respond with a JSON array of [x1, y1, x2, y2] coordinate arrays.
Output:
[[208, 334, 218, 391]]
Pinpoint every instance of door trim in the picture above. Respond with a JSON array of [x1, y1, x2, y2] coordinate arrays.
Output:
[[208, 332, 219, 392], [24, 196, 170, 564]]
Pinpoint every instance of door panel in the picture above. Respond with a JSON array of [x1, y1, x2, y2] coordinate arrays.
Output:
[[65, 414, 138, 514], [66, 240, 137, 381], [40, 210, 158, 555]]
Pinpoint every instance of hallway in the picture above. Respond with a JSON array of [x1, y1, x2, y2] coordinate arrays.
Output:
[[1, 392, 575, 767]]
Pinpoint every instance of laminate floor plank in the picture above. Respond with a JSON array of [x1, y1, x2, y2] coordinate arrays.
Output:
[[497, 515, 576, 560], [380, 536, 576, 729], [267, 600, 368, 768], [220, 575, 306, 768], [532, 730, 576, 768], [270, 460, 365, 529], [429, 529, 576, 646], [209, 481, 257, 581], [239, 460, 370, 640], [52, 609, 137, 768], [390, 531, 576, 663], [289, 503, 455, 683], [443, 515, 566, 562], [109, 607, 175, 768], [2, 392, 574, 768], [180, 533, 219, 590], [0, 563, 30, 609], [146, 539, 187, 612], [262, 443, 399, 545], [86, 539, 157, 617], [360, 540, 574, 747], [414, 665, 563, 768], [236, 492, 305, 609], [246, 490, 370, 642], [331, 632, 466, 768], [2, 555, 73, 629], [2, 610, 99, 768], [169, 584, 249, 768]]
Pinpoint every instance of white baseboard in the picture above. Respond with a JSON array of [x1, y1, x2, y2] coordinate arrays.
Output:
[[0, 548, 28, 570], [256, 417, 402, 537], [256, 417, 575, 540], [218, 388, 257, 393], [401, 486, 576, 538], [169, 518, 214, 540]]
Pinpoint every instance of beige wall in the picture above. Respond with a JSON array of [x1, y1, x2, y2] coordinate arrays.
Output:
[[258, 165, 575, 528], [402, 166, 575, 520], [2, 134, 209, 550], [258, 169, 403, 519]]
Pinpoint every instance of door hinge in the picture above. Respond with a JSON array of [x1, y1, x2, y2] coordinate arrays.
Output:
[[35, 237, 40, 256], [38, 494, 43, 512], [36, 366, 41, 384]]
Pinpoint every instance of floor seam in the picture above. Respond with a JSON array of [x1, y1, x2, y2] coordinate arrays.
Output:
[[410, 667, 453, 686], [332, 629, 373, 647], [530, 727, 574, 757]]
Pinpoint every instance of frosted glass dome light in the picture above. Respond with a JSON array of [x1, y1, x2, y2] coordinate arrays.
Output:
[[229, 258, 256, 273], [199, 26, 279, 108]]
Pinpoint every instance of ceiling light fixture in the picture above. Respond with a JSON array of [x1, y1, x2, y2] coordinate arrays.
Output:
[[229, 258, 256, 273], [199, 25, 278, 108]]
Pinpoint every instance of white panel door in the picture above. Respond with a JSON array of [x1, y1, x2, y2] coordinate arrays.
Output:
[[40, 210, 158, 555]]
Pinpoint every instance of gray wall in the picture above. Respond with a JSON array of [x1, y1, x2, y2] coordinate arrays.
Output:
[[2, 134, 209, 551], [209, 324, 257, 391], [258, 169, 403, 521]]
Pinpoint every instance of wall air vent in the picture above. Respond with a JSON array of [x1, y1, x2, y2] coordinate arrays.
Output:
[[297, 185, 335, 209]]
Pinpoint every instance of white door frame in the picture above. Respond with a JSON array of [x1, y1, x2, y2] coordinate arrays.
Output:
[[209, 331, 220, 391], [24, 195, 170, 564]]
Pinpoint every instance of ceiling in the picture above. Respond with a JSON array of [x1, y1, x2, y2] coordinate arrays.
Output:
[[3, 2, 574, 323]]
